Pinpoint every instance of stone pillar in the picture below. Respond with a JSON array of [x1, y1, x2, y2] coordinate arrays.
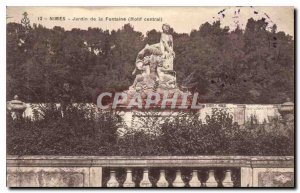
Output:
[[89, 167, 102, 187], [234, 104, 246, 125], [240, 167, 253, 187]]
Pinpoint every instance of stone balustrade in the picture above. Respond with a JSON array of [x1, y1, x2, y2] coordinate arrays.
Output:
[[104, 167, 236, 187], [6, 156, 294, 187]]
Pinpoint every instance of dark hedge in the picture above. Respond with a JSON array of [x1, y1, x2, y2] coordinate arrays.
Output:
[[7, 105, 294, 156]]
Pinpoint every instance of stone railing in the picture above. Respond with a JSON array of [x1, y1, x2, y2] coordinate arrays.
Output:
[[6, 156, 294, 187]]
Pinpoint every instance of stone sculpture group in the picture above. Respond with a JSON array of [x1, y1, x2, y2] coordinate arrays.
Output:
[[129, 24, 178, 93]]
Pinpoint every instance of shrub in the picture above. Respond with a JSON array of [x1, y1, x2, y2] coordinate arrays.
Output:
[[7, 103, 120, 155], [115, 109, 294, 156], [7, 106, 294, 156], [158, 109, 240, 155]]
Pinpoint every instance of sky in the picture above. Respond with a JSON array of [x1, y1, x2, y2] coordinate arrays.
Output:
[[6, 6, 294, 36]]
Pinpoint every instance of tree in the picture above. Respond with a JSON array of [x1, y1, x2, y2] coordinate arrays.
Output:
[[6, 19, 294, 104]]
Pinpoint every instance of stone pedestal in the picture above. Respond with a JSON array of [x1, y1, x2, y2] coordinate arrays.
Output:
[[241, 167, 253, 187]]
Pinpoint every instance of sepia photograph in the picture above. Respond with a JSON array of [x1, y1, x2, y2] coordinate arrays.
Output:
[[5, 6, 295, 188]]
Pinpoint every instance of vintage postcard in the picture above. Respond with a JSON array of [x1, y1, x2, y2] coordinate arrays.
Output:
[[6, 6, 294, 188]]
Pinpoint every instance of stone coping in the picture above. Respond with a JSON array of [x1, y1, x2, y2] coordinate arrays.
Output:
[[7, 155, 294, 168]]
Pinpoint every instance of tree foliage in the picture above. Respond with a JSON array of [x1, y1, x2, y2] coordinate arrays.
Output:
[[7, 19, 294, 103]]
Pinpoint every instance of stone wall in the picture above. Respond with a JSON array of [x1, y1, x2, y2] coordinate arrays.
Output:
[[199, 104, 280, 124]]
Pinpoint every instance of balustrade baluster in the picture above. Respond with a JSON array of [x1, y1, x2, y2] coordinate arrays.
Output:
[[107, 169, 119, 187], [123, 168, 135, 187], [222, 169, 234, 187], [140, 168, 152, 187], [172, 169, 185, 187], [156, 169, 169, 187], [205, 170, 218, 187], [106, 167, 235, 188], [189, 170, 201, 187]]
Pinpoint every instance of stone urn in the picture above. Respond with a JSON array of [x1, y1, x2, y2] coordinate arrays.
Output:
[[7, 95, 27, 119], [278, 98, 294, 122]]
